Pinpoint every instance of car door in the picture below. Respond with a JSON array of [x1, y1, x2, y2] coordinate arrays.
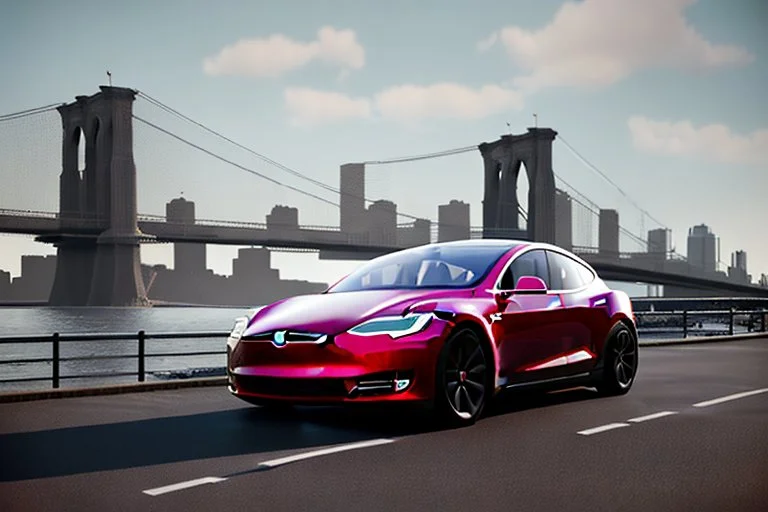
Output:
[[544, 250, 602, 374], [492, 249, 574, 384]]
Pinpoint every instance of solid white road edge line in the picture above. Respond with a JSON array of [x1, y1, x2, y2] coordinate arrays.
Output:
[[141, 438, 395, 497], [627, 411, 679, 423], [143, 477, 227, 496], [257, 438, 395, 468], [692, 387, 768, 408], [577, 423, 630, 436]]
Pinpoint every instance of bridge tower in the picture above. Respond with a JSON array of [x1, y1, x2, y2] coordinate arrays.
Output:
[[479, 128, 557, 243], [47, 86, 147, 306]]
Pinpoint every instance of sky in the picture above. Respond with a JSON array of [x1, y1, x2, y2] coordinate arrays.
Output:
[[0, 0, 766, 288]]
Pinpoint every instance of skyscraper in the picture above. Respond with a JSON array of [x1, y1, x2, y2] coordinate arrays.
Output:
[[687, 224, 717, 273], [728, 250, 748, 283], [368, 200, 397, 246], [340, 163, 366, 234], [598, 209, 619, 258], [554, 189, 572, 250], [438, 200, 470, 242], [166, 197, 206, 275]]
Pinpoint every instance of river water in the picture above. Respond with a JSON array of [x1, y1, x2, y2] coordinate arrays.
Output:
[[0, 306, 752, 392], [0, 306, 247, 392]]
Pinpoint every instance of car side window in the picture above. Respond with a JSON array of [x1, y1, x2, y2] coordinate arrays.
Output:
[[547, 251, 592, 290], [500, 249, 550, 289]]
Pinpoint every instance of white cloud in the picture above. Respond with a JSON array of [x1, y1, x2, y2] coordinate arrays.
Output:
[[284, 88, 372, 126], [628, 116, 768, 166], [203, 27, 365, 78], [488, 0, 753, 91], [374, 83, 524, 122], [282, 83, 524, 126]]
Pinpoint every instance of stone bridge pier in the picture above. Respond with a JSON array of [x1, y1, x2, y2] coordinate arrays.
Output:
[[43, 86, 147, 306], [479, 128, 558, 243]]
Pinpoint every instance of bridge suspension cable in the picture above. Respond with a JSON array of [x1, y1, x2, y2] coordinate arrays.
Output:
[[135, 91, 471, 224], [0, 102, 64, 122], [132, 115, 341, 208], [133, 112, 446, 224], [362, 145, 477, 165], [557, 135, 669, 230]]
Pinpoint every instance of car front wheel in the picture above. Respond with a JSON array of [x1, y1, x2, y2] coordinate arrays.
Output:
[[434, 327, 491, 426]]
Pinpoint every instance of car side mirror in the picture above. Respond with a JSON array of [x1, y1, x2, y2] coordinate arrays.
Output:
[[513, 276, 548, 294], [493, 290, 513, 307]]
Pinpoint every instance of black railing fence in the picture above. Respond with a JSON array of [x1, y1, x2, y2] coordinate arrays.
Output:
[[0, 331, 228, 389], [634, 308, 767, 338], [1, 309, 766, 391]]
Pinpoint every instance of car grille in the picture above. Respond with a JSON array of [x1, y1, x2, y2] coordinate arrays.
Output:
[[241, 331, 328, 344], [235, 375, 348, 397]]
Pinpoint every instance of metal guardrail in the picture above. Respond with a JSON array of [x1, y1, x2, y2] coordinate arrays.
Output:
[[634, 309, 767, 338], [0, 331, 228, 389], [1, 309, 766, 390]]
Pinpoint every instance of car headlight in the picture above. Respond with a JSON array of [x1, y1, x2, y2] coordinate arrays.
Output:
[[229, 317, 248, 342], [228, 306, 265, 344], [348, 313, 433, 339]]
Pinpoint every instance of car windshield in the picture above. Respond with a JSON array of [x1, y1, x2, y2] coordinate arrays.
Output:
[[328, 243, 517, 292]]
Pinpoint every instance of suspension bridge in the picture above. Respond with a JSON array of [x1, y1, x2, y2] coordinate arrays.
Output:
[[0, 86, 764, 306]]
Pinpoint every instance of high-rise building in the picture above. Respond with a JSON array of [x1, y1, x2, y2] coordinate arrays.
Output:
[[759, 273, 768, 288], [438, 200, 470, 242], [728, 250, 749, 283], [598, 209, 619, 258], [266, 205, 299, 230], [340, 163, 366, 234], [731, 250, 747, 272], [232, 247, 277, 281], [554, 189, 572, 250], [647, 228, 670, 263], [398, 218, 431, 247], [166, 197, 206, 275], [368, 200, 398, 246], [647, 228, 669, 256], [687, 224, 717, 273]]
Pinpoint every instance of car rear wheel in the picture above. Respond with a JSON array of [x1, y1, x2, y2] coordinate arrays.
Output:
[[596, 323, 638, 396], [435, 328, 491, 426]]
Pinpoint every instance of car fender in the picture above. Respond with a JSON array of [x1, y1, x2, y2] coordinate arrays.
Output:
[[407, 298, 502, 383]]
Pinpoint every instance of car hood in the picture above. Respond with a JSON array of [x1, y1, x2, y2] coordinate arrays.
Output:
[[244, 288, 464, 335]]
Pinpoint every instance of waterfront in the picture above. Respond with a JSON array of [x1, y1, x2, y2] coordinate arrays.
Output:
[[0, 306, 247, 392], [0, 306, 756, 393]]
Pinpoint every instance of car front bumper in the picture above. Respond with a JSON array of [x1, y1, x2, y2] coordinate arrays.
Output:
[[226, 318, 450, 404]]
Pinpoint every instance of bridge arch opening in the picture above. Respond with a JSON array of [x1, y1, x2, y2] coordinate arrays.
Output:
[[86, 117, 101, 216], [516, 160, 530, 232], [74, 126, 85, 176]]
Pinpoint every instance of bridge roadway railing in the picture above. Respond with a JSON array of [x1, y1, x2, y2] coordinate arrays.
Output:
[[0, 309, 766, 392], [1, 208, 764, 293]]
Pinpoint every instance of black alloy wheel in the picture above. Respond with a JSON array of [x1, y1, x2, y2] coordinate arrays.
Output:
[[436, 328, 490, 425], [597, 323, 638, 396]]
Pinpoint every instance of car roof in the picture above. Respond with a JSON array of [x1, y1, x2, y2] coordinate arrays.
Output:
[[423, 239, 531, 250]]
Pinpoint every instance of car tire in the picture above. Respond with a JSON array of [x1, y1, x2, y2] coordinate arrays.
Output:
[[595, 322, 638, 396], [434, 327, 492, 426]]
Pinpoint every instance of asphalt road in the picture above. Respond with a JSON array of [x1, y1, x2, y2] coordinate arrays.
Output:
[[1, 339, 766, 512]]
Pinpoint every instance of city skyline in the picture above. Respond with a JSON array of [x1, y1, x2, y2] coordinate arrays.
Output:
[[0, 0, 765, 287]]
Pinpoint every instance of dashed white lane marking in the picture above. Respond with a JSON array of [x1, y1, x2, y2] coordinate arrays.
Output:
[[256, 438, 394, 468], [143, 477, 227, 496], [142, 438, 395, 497], [577, 423, 630, 436], [692, 387, 768, 408], [627, 411, 678, 423]]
